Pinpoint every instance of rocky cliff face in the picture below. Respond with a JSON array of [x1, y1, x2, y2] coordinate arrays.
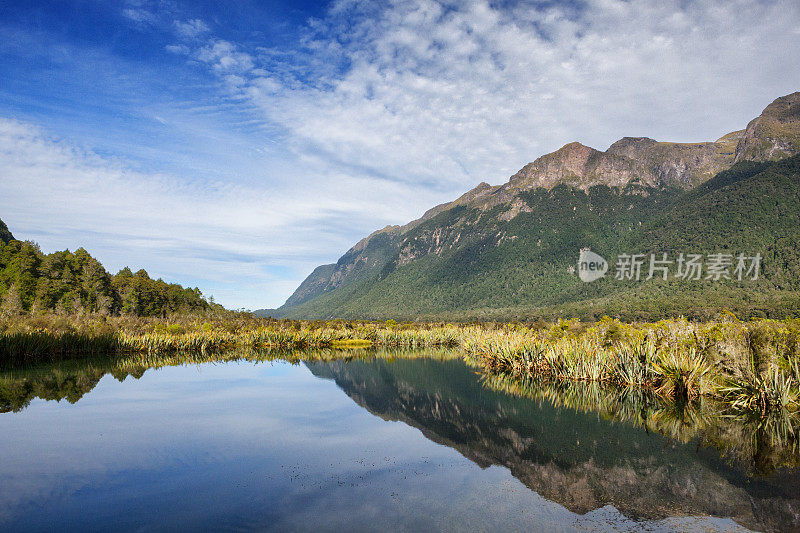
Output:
[[499, 130, 741, 194], [736, 91, 800, 162], [489, 131, 743, 196], [505, 141, 652, 192], [606, 134, 740, 187], [509, 142, 635, 189]]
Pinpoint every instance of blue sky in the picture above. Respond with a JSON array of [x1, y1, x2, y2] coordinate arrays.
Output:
[[1, 0, 800, 310]]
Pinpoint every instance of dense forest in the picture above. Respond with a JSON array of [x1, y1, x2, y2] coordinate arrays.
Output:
[[0, 224, 213, 317]]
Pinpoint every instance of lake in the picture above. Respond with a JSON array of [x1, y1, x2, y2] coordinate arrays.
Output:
[[1, 350, 798, 532]]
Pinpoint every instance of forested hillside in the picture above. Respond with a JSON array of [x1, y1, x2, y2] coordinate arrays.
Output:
[[0, 223, 213, 316], [271, 92, 800, 321], [273, 156, 800, 321]]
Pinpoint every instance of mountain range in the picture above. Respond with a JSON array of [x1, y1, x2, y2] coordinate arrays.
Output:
[[266, 91, 800, 321]]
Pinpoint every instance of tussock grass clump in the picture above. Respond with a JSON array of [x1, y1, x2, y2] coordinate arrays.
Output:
[[610, 338, 658, 386], [652, 348, 714, 400], [719, 360, 800, 413], [466, 317, 800, 414]]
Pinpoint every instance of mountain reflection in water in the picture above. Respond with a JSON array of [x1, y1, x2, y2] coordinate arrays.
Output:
[[306, 357, 800, 532], [1, 350, 798, 531]]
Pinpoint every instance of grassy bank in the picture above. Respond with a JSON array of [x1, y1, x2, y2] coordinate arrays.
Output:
[[3, 313, 800, 420], [465, 317, 800, 418], [0, 313, 462, 366]]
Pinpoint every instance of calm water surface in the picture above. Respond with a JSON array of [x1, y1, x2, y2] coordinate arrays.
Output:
[[1, 351, 798, 532]]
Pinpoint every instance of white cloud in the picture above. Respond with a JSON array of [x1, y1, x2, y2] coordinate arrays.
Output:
[[0, 118, 438, 308], [186, 0, 800, 190], [174, 18, 209, 39], [165, 44, 190, 55], [122, 7, 158, 25], [197, 40, 256, 74], [7, 0, 800, 309]]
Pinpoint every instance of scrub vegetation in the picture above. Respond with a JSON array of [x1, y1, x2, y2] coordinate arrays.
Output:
[[2, 312, 799, 423], [466, 316, 800, 418]]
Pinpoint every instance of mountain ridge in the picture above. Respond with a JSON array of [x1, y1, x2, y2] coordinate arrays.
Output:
[[267, 91, 800, 320]]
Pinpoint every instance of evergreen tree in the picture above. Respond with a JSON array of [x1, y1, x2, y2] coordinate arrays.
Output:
[[0, 234, 212, 317]]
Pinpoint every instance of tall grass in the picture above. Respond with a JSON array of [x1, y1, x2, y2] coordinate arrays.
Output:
[[0, 330, 119, 366], [3, 313, 800, 418], [0, 314, 466, 366], [466, 317, 800, 417]]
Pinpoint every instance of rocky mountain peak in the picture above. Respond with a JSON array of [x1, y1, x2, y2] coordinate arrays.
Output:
[[501, 92, 800, 193], [538, 141, 600, 171], [606, 137, 658, 158], [761, 91, 800, 121], [735, 91, 800, 162], [505, 142, 608, 191]]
